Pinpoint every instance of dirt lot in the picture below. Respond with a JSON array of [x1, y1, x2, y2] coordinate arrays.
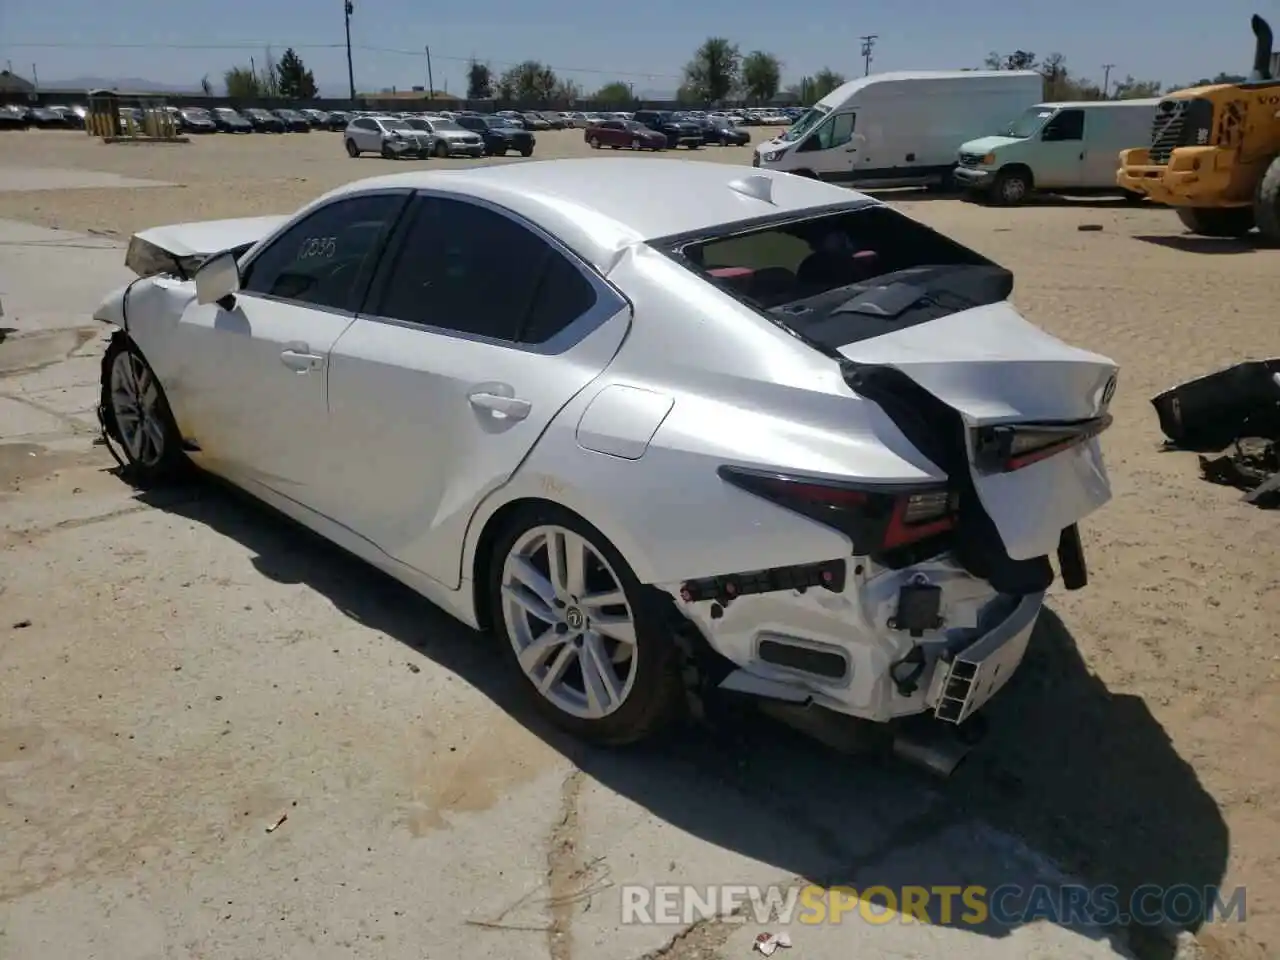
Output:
[[0, 128, 1277, 960]]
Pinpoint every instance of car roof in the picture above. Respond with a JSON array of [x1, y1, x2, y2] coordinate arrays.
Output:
[[315, 159, 872, 272]]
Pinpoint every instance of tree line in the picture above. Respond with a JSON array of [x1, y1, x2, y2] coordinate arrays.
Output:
[[214, 42, 1235, 106]]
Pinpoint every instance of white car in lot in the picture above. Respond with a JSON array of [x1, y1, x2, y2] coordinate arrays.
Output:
[[93, 159, 1116, 763], [343, 115, 432, 159]]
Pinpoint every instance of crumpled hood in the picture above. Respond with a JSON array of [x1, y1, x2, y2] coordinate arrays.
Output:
[[959, 135, 1024, 155], [131, 215, 289, 260]]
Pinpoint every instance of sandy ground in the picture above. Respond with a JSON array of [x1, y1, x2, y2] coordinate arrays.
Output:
[[0, 128, 1277, 960]]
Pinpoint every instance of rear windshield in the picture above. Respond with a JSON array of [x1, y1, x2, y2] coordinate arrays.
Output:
[[656, 204, 1012, 348]]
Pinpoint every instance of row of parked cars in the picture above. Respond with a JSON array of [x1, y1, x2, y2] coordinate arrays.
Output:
[[584, 110, 757, 150]]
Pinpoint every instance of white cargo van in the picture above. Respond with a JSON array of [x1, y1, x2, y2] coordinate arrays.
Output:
[[953, 98, 1162, 204], [752, 70, 1043, 186]]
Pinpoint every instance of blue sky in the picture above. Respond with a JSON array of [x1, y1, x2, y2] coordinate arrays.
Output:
[[0, 0, 1268, 95]]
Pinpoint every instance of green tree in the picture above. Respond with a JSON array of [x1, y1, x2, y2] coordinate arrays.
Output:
[[258, 47, 281, 98], [500, 60, 557, 104], [224, 65, 261, 98], [467, 60, 493, 99], [985, 50, 1038, 70], [741, 50, 781, 104], [812, 67, 846, 100], [682, 37, 741, 103], [554, 78, 582, 103], [276, 48, 317, 99], [1113, 75, 1163, 98], [593, 81, 632, 105]]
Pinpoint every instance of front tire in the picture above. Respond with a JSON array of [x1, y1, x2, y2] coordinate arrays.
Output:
[[434, 140, 449, 158], [345, 138, 359, 157], [101, 334, 186, 486], [1176, 206, 1255, 238], [990, 167, 1031, 205], [488, 505, 684, 746]]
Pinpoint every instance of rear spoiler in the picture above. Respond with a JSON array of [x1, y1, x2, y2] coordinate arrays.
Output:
[[124, 214, 288, 279]]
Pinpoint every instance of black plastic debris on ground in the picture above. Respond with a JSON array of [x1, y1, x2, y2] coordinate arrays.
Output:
[[1151, 359, 1280, 508]]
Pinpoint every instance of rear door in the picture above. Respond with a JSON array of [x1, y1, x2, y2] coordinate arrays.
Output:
[[323, 192, 632, 588]]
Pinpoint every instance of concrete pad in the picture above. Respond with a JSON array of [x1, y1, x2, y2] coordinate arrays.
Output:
[[0, 219, 131, 334], [0, 166, 177, 192], [0, 397, 71, 438]]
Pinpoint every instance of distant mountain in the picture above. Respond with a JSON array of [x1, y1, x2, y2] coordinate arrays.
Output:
[[39, 76, 200, 93]]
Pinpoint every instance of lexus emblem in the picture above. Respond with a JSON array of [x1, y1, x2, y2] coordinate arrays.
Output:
[[1101, 374, 1118, 408]]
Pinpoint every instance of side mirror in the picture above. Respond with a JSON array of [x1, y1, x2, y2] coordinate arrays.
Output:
[[195, 249, 241, 309]]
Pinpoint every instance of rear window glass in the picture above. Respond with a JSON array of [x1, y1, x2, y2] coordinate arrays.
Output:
[[656, 205, 1011, 348]]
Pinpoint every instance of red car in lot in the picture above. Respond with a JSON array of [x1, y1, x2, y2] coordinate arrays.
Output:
[[584, 119, 667, 151]]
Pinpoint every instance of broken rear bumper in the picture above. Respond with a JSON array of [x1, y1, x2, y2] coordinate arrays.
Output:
[[661, 555, 1043, 724]]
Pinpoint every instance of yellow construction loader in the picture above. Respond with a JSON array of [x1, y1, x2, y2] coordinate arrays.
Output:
[[1117, 14, 1280, 240]]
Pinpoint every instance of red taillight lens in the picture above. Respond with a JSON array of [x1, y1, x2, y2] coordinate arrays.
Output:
[[718, 468, 957, 558]]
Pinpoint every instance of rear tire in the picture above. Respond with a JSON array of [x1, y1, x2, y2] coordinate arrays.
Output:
[[1121, 189, 1146, 204], [100, 334, 187, 487], [631, 137, 642, 150], [520, 145, 533, 157], [589, 136, 601, 149], [1176, 206, 1255, 238], [488, 505, 684, 746], [1252, 154, 1280, 244], [345, 138, 359, 157], [435, 140, 449, 158]]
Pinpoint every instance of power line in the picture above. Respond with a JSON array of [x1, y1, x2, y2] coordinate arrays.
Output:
[[0, 40, 685, 79]]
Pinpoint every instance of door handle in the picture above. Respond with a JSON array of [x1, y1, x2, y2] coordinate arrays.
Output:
[[468, 391, 531, 420], [280, 347, 324, 372]]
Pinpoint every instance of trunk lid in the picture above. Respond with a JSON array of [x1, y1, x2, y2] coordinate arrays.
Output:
[[838, 301, 1117, 561]]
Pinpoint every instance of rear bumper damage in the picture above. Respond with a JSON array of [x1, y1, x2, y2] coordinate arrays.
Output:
[[660, 552, 1044, 727]]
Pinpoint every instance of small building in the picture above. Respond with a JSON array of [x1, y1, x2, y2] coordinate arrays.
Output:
[[0, 70, 36, 97]]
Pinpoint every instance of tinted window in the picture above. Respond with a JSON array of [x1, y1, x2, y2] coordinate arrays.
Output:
[[520, 250, 598, 344], [240, 194, 404, 312], [1043, 109, 1084, 141], [372, 197, 551, 341]]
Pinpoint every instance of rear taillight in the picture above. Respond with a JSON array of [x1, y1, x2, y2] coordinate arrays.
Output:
[[973, 416, 1112, 473], [718, 466, 958, 560]]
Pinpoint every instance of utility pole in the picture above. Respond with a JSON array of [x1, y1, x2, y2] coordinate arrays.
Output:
[[860, 35, 878, 76], [1102, 63, 1115, 98], [31, 63, 39, 93], [344, 0, 356, 100], [424, 46, 434, 96]]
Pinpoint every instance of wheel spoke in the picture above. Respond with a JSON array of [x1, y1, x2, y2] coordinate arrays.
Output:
[[507, 557, 557, 619], [591, 612, 636, 647], [502, 582, 556, 626], [556, 532, 587, 598], [517, 628, 567, 673], [580, 588, 626, 612], [581, 632, 622, 715], [142, 415, 166, 462], [537, 642, 578, 694]]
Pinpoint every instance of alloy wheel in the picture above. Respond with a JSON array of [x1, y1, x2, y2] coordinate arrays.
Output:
[[109, 351, 166, 467], [500, 524, 638, 720]]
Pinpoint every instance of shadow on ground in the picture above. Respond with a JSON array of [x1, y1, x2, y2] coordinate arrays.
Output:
[[133, 476, 1228, 960], [1132, 234, 1258, 254]]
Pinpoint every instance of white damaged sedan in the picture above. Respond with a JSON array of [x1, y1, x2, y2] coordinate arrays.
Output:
[[94, 158, 1116, 759]]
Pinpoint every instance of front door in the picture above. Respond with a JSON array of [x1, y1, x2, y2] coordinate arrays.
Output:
[[324, 193, 632, 588], [796, 112, 858, 180], [1034, 108, 1086, 187], [173, 191, 409, 501]]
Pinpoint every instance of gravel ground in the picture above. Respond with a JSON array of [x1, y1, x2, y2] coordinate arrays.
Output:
[[0, 128, 1276, 960]]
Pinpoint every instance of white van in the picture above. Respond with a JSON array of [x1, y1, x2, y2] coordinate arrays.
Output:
[[752, 70, 1043, 187], [953, 99, 1161, 204]]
